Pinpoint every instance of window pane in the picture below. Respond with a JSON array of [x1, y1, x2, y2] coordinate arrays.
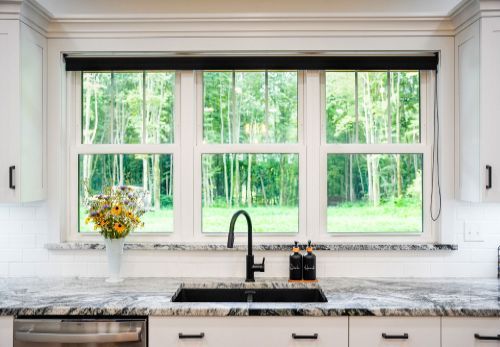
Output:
[[82, 71, 175, 144], [203, 71, 298, 144], [79, 154, 173, 233], [202, 153, 299, 233], [327, 153, 422, 233], [326, 71, 420, 144]]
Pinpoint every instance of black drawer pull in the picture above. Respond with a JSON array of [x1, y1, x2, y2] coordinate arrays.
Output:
[[179, 332, 205, 339], [292, 333, 318, 340], [382, 333, 409, 340], [487, 165, 493, 189], [9, 166, 15, 190], [474, 333, 500, 340]]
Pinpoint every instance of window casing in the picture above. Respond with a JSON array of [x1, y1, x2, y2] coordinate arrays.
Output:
[[67, 69, 436, 243]]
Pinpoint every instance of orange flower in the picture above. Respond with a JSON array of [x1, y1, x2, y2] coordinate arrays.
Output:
[[111, 205, 122, 216], [114, 222, 125, 233]]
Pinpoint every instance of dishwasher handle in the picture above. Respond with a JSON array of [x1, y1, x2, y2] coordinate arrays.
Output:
[[15, 327, 142, 344]]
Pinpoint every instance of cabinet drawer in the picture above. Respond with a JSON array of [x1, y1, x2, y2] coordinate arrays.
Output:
[[442, 318, 500, 347], [149, 316, 348, 347], [349, 317, 440, 347]]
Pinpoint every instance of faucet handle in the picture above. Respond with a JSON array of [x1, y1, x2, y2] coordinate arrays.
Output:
[[257, 257, 265, 272]]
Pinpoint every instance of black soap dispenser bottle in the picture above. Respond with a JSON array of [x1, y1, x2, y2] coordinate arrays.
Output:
[[303, 240, 316, 281], [289, 241, 303, 281]]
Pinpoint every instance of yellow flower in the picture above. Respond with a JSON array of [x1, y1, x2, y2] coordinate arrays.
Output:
[[111, 205, 122, 216], [85, 217, 91, 224], [126, 211, 134, 218], [114, 222, 125, 234]]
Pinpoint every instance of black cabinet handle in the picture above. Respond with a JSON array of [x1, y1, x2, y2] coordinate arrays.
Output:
[[486, 165, 492, 189], [474, 333, 500, 340], [178, 332, 205, 339], [292, 333, 318, 340], [382, 333, 409, 340], [9, 166, 15, 190]]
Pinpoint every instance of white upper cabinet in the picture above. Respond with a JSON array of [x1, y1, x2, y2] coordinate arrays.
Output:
[[0, 20, 46, 203], [457, 17, 500, 202]]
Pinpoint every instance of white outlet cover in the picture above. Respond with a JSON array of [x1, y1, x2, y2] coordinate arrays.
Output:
[[464, 222, 484, 242]]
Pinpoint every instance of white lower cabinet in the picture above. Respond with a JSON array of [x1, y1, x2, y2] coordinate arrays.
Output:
[[0, 316, 13, 347], [349, 317, 440, 347], [149, 317, 348, 347], [442, 318, 500, 347]]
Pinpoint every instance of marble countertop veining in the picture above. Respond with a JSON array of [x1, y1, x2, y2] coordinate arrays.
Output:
[[0, 277, 498, 317]]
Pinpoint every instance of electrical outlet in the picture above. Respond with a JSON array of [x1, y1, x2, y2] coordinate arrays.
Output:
[[464, 222, 484, 242]]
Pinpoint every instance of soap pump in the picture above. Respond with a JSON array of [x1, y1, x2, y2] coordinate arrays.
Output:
[[289, 241, 303, 281], [303, 240, 316, 281]]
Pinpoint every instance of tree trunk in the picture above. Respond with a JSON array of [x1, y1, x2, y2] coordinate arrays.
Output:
[[247, 154, 252, 207], [259, 175, 268, 206], [153, 155, 161, 211], [361, 73, 374, 204]]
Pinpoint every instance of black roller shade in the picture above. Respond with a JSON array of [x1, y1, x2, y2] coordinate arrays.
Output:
[[64, 54, 439, 71]]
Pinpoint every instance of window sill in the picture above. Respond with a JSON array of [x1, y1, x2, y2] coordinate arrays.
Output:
[[45, 242, 458, 252]]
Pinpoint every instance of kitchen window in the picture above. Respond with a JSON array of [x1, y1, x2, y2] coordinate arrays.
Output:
[[197, 71, 303, 234], [66, 55, 438, 242], [320, 70, 435, 239], [70, 71, 180, 236]]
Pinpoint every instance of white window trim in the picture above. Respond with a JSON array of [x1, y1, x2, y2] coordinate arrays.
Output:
[[66, 68, 438, 244]]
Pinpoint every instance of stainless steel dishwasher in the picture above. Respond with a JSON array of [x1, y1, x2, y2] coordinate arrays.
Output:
[[14, 318, 147, 347]]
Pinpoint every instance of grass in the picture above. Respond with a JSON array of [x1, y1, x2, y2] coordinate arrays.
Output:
[[327, 203, 422, 233], [79, 201, 422, 234], [203, 207, 299, 233]]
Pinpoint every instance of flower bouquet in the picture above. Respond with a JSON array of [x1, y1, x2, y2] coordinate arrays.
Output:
[[85, 186, 146, 282]]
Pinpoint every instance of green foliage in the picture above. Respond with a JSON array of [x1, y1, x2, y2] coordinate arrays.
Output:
[[80, 70, 424, 234]]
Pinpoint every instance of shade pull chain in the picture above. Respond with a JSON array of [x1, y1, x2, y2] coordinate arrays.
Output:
[[430, 69, 442, 222]]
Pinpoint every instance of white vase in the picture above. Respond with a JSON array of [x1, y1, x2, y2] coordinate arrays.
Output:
[[104, 238, 125, 283]]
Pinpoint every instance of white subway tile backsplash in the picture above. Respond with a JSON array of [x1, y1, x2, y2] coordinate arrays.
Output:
[[9, 234, 36, 249], [0, 249, 22, 262], [9, 207, 36, 220], [0, 263, 8, 276], [22, 248, 48, 262]]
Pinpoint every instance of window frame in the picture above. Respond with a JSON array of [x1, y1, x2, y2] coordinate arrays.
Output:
[[193, 70, 307, 242], [66, 71, 182, 242], [66, 68, 437, 243], [318, 70, 436, 243]]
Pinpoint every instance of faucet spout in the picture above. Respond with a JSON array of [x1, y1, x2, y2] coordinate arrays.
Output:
[[227, 210, 265, 282]]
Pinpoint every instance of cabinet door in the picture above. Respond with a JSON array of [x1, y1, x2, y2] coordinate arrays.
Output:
[[349, 317, 440, 347], [0, 20, 20, 204], [19, 22, 46, 202], [442, 318, 500, 347], [480, 17, 500, 202], [456, 20, 481, 202], [0, 316, 13, 347], [149, 316, 348, 347]]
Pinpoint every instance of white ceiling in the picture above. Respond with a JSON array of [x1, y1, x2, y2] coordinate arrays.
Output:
[[33, 0, 467, 19]]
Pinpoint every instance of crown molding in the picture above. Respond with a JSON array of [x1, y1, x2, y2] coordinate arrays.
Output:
[[44, 16, 455, 38], [451, 0, 500, 33], [0, 0, 50, 35]]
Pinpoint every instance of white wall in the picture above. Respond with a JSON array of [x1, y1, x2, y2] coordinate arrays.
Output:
[[0, 200, 499, 278]]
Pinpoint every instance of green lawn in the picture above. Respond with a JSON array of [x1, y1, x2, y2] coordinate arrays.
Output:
[[80, 202, 422, 234], [203, 207, 299, 233], [327, 203, 422, 233]]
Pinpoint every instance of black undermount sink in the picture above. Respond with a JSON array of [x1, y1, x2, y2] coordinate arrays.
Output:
[[171, 287, 328, 303]]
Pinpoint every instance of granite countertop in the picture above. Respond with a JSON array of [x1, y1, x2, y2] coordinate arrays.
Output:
[[45, 242, 458, 252], [0, 277, 498, 317]]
